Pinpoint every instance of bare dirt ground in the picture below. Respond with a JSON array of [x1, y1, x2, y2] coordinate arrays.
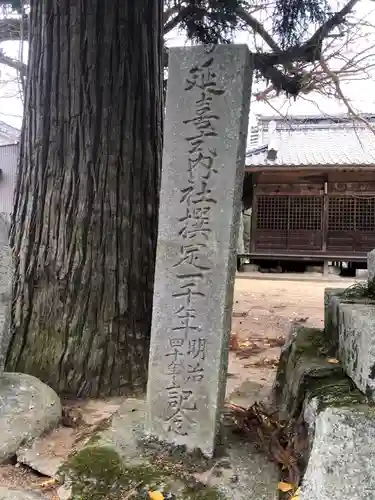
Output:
[[227, 277, 352, 406], [0, 276, 353, 497]]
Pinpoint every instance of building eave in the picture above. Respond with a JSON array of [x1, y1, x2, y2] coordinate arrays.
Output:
[[245, 164, 375, 173]]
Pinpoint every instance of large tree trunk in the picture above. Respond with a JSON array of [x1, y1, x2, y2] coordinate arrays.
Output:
[[5, 0, 163, 397]]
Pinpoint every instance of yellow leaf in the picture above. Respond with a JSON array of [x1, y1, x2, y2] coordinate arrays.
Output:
[[37, 478, 57, 489], [278, 482, 294, 492], [148, 491, 164, 500], [327, 358, 340, 364], [291, 487, 301, 500], [239, 341, 250, 347]]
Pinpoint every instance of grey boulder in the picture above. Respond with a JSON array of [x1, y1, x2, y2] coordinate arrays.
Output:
[[0, 488, 45, 500], [301, 404, 375, 500], [0, 372, 61, 462]]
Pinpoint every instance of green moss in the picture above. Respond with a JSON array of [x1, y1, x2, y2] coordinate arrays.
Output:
[[85, 432, 102, 446], [294, 327, 330, 357], [274, 327, 335, 413], [307, 376, 367, 412], [60, 446, 165, 500], [6, 328, 65, 382], [60, 445, 225, 500]]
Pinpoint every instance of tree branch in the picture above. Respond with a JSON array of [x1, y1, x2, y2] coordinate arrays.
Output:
[[0, 0, 363, 102], [262, 0, 360, 66], [306, 0, 359, 53], [0, 50, 27, 76], [164, 6, 189, 35], [0, 16, 28, 42], [235, 6, 281, 52], [249, 0, 361, 95], [319, 55, 375, 134], [163, 6, 180, 25]]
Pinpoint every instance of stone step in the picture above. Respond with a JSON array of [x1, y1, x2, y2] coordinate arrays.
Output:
[[325, 287, 375, 399], [274, 324, 375, 500]]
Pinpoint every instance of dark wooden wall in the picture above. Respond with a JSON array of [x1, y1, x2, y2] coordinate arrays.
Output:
[[250, 169, 375, 261]]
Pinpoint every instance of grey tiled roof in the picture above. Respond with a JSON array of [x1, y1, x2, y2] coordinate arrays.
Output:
[[246, 119, 375, 167], [0, 121, 20, 146]]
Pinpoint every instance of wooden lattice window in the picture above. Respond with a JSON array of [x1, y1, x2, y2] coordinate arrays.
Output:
[[328, 198, 355, 231], [289, 197, 322, 230], [256, 196, 288, 230], [328, 197, 375, 231], [256, 195, 322, 231], [356, 198, 375, 231]]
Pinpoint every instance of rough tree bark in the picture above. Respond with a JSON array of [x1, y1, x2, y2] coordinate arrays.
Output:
[[5, 0, 163, 397]]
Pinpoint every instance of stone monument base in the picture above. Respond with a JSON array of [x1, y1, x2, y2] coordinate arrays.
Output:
[[58, 398, 278, 500]]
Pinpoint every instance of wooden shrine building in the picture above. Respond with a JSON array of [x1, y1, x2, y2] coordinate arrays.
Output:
[[243, 114, 375, 267]]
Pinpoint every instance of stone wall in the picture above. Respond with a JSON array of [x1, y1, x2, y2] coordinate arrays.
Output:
[[274, 250, 375, 499]]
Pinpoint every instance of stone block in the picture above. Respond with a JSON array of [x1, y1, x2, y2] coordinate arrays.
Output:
[[356, 268, 368, 279], [147, 45, 253, 456], [328, 265, 341, 276], [242, 263, 259, 273], [301, 404, 375, 500], [0, 372, 61, 462], [273, 326, 343, 418], [273, 316, 375, 500], [324, 287, 345, 351], [368, 249, 375, 283], [305, 265, 323, 274], [338, 302, 375, 398]]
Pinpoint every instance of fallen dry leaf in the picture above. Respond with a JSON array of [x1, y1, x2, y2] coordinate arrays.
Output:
[[61, 406, 84, 428], [245, 357, 279, 368], [228, 402, 308, 492], [327, 358, 340, 364], [37, 478, 58, 490], [120, 481, 143, 500], [236, 343, 265, 359], [291, 487, 301, 499], [229, 331, 239, 351], [264, 336, 285, 347], [74, 415, 113, 444], [278, 481, 294, 492]]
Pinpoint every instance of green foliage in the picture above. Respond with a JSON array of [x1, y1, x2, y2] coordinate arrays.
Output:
[[273, 0, 331, 48], [164, 0, 331, 49], [165, 0, 241, 44]]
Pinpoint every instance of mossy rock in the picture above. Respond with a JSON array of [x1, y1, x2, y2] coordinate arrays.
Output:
[[56, 398, 229, 500], [274, 326, 348, 419], [57, 399, 279, 500], [59, 444, 224, 500], [323, 288, 346, 353], [307, 377, 367, 413]]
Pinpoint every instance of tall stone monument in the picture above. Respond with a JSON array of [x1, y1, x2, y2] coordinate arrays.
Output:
[[147, 45, 252, 457]]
